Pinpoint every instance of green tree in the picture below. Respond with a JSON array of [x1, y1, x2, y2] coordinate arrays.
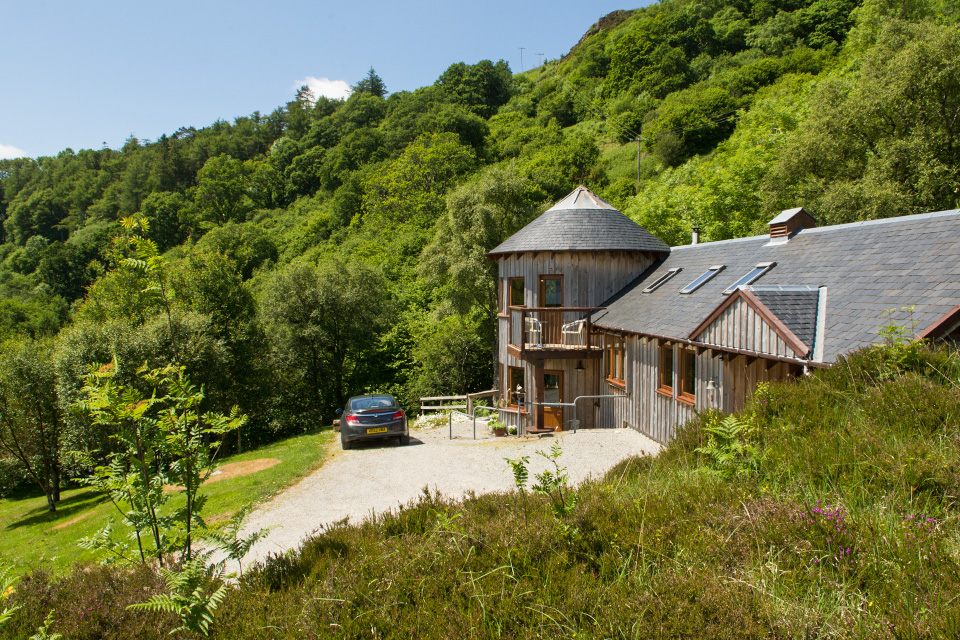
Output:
[[422, 166, 546, 374], [764, 20, 960, 223], [194, 154, 252, 224], [78, 362, 244, 565], [435, 60, 513, 118], [263, 260, 389, 417], [0, 338, 64, 511], [352, 67, 387, 98], [362, 132, 475, 229]]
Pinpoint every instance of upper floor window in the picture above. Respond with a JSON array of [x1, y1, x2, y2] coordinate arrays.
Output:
[[509, 277, 524, 307], [540, 275, 563, 308]]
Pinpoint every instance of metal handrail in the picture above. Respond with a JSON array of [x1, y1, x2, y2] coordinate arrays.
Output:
[[445, 394, 629, 438]]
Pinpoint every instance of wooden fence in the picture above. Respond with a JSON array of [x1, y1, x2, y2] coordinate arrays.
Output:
[[420, 389, 499, 415]]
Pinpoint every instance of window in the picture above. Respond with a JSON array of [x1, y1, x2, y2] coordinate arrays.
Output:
[[509, 277, 525, 307], [606, 335, 625, 385], [723, 262, 775, 295], [680, 266, 724, 294], [658, 344, 674, 395], [540, 275, 563, 308], [679, 349, 696, 404], [508, 366, 525, 408], [642, 268, 681, 293]]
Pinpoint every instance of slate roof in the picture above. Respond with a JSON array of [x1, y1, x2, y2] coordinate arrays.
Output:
[[487, 186, 670, 256], [592, 209, 960, 362], [747, 285, 820, 353]]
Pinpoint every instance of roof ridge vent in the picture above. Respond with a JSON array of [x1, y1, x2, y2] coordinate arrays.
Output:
[[768, 207, 817, 240]]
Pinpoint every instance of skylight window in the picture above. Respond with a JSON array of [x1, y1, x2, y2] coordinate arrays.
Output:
[[722, 262, 776, 295], [642, 268, 681, 293], [680, 265, 724, 294]]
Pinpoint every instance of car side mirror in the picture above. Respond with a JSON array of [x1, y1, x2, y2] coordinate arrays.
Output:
[[335, 408, 343, 415]]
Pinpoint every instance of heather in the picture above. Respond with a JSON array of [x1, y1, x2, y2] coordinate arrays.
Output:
[[3, 341, 960, 638]]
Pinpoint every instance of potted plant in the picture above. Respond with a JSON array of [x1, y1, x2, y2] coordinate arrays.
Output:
[[489, 418, 507, 437]]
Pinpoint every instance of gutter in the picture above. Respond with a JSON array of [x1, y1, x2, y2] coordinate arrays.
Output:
[[591, 322, 831, 369]]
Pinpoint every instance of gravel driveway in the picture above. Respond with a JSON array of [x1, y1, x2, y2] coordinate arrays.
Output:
[[235, 422, 661, 568]]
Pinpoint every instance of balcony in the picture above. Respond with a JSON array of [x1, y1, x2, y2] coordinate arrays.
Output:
[[507, 306, 605, 360]]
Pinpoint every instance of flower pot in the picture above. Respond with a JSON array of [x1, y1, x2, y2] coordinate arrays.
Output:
[[493, 427, 506, 437]]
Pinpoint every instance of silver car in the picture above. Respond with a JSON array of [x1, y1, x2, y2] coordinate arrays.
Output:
[[338, 394, 409, 449]]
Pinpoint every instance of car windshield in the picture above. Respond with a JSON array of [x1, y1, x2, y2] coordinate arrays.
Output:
[[350, 396, 397, 411]]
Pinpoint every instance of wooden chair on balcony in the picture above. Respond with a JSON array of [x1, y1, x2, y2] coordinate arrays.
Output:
[[561, 319, 586, 346], [525, 317, 543, 346]]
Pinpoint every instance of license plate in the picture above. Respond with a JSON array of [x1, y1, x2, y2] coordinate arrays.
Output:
[[366, 427, 388, 434]]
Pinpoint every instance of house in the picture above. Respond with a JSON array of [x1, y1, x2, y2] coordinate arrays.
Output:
[[488, 186, 960, 441]]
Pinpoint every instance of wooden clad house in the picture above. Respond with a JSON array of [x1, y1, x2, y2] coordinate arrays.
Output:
[[489, 186, 960, 441]]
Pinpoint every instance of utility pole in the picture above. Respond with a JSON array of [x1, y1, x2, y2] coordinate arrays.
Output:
[[636, 138, 641, 183], [536, 53, 544, 88], [519, 47, 525, 73]]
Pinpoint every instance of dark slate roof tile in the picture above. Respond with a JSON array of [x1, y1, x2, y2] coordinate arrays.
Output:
[[592, 208, 960, 362], [487, 186, 670, 255]]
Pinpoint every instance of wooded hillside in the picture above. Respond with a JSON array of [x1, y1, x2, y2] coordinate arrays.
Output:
[[0, 0, 957, 495]]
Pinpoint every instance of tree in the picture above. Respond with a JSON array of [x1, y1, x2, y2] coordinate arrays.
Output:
[[435, 60, 513, 118], [263, 260, 389, 417], [194, 154, 252, 224], [0, 338, 64, 511], [78, 362, 244, 565], [362, 132, 475, 229], [351, 67, 387, 98], [764, 20, 960, 224], [421, 166, 546, 375]]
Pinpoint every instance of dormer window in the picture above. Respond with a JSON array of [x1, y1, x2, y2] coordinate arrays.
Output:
[[723, 262, 775, 295], [680, 266, 724, 294], [642, 268, 681, 293]]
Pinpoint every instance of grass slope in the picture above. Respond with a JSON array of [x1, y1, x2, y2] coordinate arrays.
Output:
[[4, 343, 960, 638], [0, 429, 333, 574]]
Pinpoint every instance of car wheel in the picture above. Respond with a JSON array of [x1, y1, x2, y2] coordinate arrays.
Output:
[[398, 435, 409, 446], [341, 439, 352, 450]]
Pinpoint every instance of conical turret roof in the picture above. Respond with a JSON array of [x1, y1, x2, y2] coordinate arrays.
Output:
[[487, 186, 669, 257]]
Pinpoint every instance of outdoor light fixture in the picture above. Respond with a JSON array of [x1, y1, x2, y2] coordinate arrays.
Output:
[[575, 360, 585, 373]]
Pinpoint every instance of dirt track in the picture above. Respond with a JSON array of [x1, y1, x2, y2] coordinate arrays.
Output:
[[233, 423, 661, 569]]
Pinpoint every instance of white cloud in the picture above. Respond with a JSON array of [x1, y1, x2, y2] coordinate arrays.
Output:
[[294, 76, 352, 101], [0, 143, 27, 160]]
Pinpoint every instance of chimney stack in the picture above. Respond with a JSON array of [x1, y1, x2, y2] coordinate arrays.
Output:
[[691, 226, 700, 245], [768, 207, 817, 240]]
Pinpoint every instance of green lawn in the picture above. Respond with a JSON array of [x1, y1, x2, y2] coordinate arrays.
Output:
[[0, 428, 334, 575]]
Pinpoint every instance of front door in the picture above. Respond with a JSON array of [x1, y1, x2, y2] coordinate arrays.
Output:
[[542, 370, 564, 430]]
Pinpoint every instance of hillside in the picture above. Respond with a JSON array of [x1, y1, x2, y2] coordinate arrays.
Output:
[[4, 341, 960, 637], [0, 0, 959, 485]]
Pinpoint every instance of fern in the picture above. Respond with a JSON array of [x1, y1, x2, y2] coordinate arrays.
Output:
[[28, 610, 62, 640], [532, 442, 578, 518], [695, 415, 763, 479], [0, 563, 20, 628], [504, 454, 530, 490], [198, 504, 272, 577], [128, 556, 228, 637]]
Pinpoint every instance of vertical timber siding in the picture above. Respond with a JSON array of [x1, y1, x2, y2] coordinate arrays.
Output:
[[697, 297, 799, 359], [497, 252, 656, 308], [605, 334, 795, 443]]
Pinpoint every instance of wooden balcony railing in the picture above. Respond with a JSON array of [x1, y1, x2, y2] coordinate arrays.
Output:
[[507, 306, 605, 358]]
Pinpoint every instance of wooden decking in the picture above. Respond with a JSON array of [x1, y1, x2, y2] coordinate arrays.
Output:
[[507, 306, 605, 360]]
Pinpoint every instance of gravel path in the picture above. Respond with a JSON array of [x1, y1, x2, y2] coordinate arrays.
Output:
[[234, 422, 661, 568]]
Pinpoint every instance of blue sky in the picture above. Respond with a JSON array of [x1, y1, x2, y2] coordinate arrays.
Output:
[[0, 1, 649, 160]]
